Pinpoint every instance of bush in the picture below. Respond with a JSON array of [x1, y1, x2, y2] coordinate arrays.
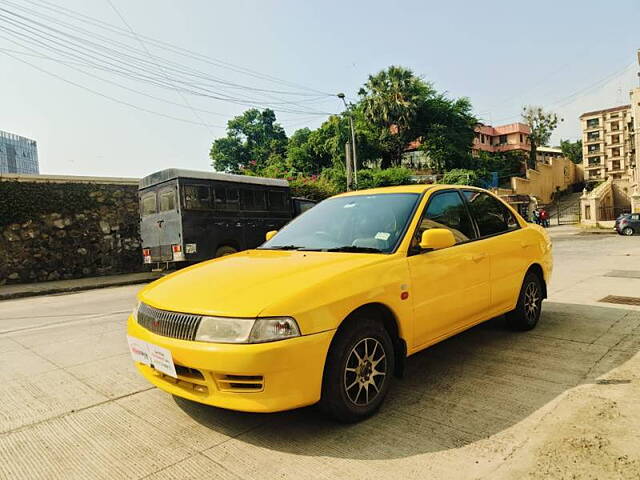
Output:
[[440, 169, 484, 187], [289, 176, 339, 201], [356, 167, 413, 189]]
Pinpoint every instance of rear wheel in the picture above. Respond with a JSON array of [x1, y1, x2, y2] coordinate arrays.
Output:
[[506, 272, 543, 331], [319, 317, 394, 423], [215, 245, 238, 257], [622, 227, 634, 236]]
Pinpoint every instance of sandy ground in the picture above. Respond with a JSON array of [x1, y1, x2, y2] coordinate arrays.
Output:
[[0, 225, 639, 479]]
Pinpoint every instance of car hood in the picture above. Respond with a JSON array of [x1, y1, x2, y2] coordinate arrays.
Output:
[[138, 249, 387, 317]]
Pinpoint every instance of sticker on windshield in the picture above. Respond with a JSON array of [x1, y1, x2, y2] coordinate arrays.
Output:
[[375, 232, 391, 241]]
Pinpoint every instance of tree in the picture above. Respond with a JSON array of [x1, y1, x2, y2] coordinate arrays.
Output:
[[359, 66, 434, 167], [560, 139, 583, 164], [210, 108, 287, 173], [440, 168, 484, 187], [358, 66, 476, 172], [522, 106, 560, 169]]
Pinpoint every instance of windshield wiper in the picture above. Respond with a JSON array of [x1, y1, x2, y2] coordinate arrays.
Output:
[[263, 245, 306, 250], [326, 245, 383, 253]]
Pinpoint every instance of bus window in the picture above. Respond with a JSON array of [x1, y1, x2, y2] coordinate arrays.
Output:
[[184, 185, 211, 210], [214, 187, 226, 208], [253, 190, 266, 210], [241, 189, 253, 210], [226, 188, 240, 210], [141, 192, 157, 216], [268, 190, 286, 211], [159, 189, 176, 212]]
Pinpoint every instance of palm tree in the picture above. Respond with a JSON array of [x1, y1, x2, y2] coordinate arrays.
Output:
[[359, 66, 434, 167]]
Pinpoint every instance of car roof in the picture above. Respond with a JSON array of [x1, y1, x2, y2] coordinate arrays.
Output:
[[334, 184, 485, 197]]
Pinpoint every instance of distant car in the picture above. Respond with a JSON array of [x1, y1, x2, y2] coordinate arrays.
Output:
[[615, 213, 640, 236], [127, 185, 552, 422]]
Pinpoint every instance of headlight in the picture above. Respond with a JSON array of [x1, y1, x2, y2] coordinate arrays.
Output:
[[132, 301, 140, 322], [195, 316, 300, 344]]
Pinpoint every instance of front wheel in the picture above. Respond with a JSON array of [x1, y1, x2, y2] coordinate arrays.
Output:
[[622, 227, 634, 236], [506, 272, 543, 331], [319, 318, 395, 423]]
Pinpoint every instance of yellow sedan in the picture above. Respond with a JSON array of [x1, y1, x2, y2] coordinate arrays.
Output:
[[127, 185, 552, 422]]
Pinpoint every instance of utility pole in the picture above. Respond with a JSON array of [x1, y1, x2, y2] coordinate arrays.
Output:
[[345, 141, 353, 190], [337, 93, 357, 189]]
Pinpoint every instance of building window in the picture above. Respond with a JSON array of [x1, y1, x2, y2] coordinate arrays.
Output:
[[588, 156, 601, 166], [499, 135, 507, 145], [588, 144, 600, 153], [610, 113, 619, 119], [585, 205, 591, 220], [612, 147, 621, 157], [611, 134, 620, 144], [586, 118, 599, 128], [610, 121, 619, 131], [587, 131, 600, 141]]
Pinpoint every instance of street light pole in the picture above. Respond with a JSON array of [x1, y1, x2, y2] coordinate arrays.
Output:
[[337, 93, 357, 189]]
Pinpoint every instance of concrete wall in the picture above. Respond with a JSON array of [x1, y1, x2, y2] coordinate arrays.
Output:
[[509, 156, 582, 204], [0, 174, 142, 284]]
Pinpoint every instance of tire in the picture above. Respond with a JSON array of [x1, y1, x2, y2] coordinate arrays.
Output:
[[215, 245, 238, 257], [506, 272, 543, 331], [319, 317, 395, 423], [622, 227, 634, 236]]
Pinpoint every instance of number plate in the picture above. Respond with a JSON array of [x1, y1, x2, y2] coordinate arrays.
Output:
[[127, 335, 177, 378]]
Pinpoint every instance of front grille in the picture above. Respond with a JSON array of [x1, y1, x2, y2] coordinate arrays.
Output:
[[137, 303, 202, 340]]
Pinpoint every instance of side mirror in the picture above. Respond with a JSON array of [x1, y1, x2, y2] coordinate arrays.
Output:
[[265, 230, 278, 242], [419, 229, 455, 250]]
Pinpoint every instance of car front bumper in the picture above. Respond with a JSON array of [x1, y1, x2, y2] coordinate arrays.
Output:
[[127, 315, 334, 413]]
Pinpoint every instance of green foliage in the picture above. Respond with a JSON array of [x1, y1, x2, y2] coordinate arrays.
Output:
[[210, 108, 287, 173], [521, 106, 560, 169], [440, 169, 484, 187], [357, 167, 414, 189], [289, 176, 339, 201], [358, 66, 476, 171], [0, 181, 109, 227], [474, 150, 525, 185], [560, 139, 583, 164]]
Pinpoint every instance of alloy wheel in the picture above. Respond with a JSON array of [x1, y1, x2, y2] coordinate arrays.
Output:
[[344, 337, 387, 406], [524, 282, 541, 323], [623, 227, 634, 236]]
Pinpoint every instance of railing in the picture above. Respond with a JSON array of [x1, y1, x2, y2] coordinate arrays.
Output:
[[598, 206, 630, 221]]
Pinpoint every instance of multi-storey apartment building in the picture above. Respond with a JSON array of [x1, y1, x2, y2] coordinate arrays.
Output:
[[580, 104, 634, 183], [0, 130, 39, 174]]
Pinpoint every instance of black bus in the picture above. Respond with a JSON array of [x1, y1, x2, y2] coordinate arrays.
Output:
[[138, 168, 315, 268]]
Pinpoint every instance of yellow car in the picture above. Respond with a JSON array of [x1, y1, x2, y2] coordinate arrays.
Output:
[[127, 185, 552, 422]]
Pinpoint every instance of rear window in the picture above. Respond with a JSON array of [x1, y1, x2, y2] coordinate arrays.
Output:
[[159, 189, 176, 212], [141, 192, 157, 216]]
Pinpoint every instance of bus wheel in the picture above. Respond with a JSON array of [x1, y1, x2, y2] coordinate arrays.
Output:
[[215, 246, 238, 257]]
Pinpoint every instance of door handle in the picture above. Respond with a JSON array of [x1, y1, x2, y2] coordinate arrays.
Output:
[[470, 253, 487, 262]]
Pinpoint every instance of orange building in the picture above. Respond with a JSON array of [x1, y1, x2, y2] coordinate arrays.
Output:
[[472, 122, 531, 154]]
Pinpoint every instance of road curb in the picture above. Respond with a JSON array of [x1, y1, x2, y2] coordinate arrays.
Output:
[[0, 274, 162, 301]]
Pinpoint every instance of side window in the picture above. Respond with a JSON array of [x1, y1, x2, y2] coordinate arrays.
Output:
[[213, 187, 226, 208], [141, 192, 157, 216], [253, 190, 266, 210], [414, 191, 476, 246], [184, 185, 211, 210], [158, 189, 176, 212], [463, 190, 519, 237], [226, 188, 240, 210], [268, 190, 286, 211]]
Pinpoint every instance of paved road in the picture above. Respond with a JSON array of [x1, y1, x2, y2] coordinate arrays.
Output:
[[1, 226, 639, 479]]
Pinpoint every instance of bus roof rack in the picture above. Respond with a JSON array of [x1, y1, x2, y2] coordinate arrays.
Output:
[[139, 168, 289, 189]]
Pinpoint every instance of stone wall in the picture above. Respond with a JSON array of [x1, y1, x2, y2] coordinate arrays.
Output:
[[0, 174, 142, 285]]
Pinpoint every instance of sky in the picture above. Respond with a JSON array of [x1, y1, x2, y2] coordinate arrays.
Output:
[[0, 0, 638, 178]]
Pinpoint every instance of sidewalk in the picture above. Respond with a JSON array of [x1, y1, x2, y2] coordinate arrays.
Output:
[[0, 271, 162, 301]]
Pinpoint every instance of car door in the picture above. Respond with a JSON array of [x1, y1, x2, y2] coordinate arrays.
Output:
[[462, 190, 527, 314], [407, 190, 491, 348]]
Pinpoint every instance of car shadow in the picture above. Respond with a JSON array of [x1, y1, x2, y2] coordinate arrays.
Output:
[[174, 301, 640, 460]]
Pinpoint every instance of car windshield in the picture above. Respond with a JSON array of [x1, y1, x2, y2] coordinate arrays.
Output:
[[260, 193, 420, 253]]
